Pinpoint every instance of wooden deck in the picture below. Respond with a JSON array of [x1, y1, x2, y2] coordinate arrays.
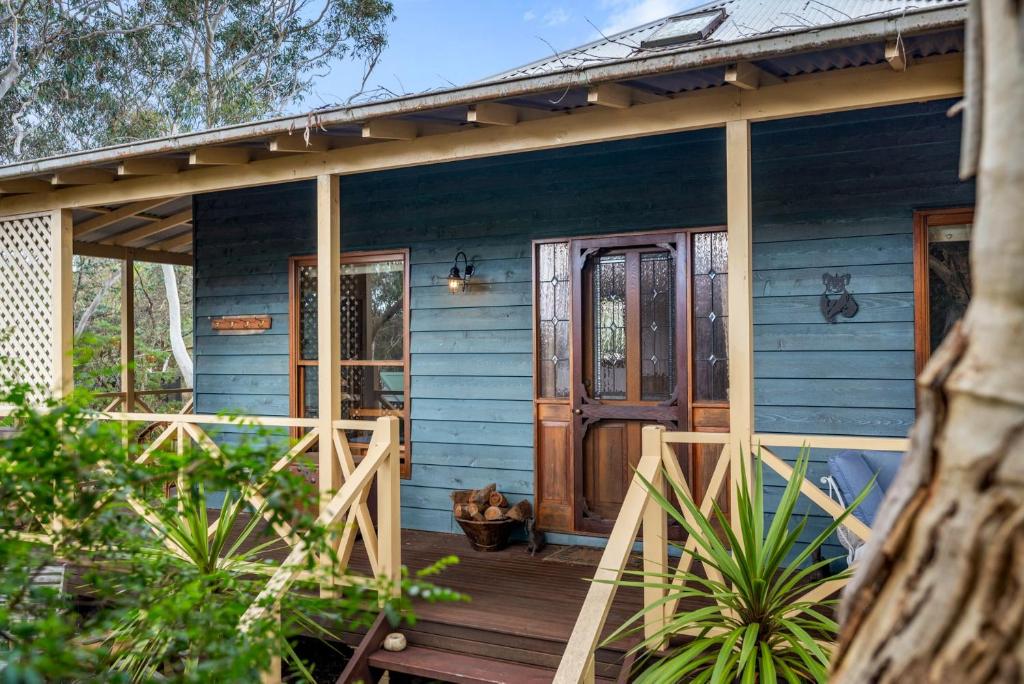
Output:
[[350, 530, 642, 646], [338, 530, 705, 682]]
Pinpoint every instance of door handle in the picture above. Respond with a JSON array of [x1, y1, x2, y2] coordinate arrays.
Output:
[[573, 408, 583, 415]]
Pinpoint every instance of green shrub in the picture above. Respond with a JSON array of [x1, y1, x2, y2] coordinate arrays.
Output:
[[0, 379, 462, 682], [604, 448, 870, 684]]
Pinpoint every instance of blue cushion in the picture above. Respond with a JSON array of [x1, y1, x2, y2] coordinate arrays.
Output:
[[861, 451, 902, 491], [827, 451, 885, 526]]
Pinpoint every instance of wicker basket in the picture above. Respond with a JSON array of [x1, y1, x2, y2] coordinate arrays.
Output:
[[450, 487, 518, 552], [453, 516, 516, 552]]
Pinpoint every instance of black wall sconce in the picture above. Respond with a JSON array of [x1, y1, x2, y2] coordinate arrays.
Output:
[[447, 251, 475, 294]]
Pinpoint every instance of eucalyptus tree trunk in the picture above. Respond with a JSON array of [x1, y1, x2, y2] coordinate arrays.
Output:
[[161, 264, 193, 388], [831, 1, 1024, 681]]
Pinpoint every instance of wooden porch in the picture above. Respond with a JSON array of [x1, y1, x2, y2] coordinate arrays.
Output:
[[341, 530, 652, 683]]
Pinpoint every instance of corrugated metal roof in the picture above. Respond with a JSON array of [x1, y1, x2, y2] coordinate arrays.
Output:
[[0, 1, 965, 185], [486, 0, 965, 82]]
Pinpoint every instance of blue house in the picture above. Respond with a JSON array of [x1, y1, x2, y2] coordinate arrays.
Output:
[[0, 1, 975, 680]]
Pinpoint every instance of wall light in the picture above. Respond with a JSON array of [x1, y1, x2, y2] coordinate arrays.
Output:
[[447, 251, 475, 294]]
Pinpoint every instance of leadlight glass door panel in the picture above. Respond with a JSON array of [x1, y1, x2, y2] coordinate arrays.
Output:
[[572, 235, 689, 534], [692, 231, 728, 402], [537, 241, 571, 399]]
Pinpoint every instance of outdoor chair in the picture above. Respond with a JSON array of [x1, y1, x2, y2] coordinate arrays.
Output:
[[821, 450, 903, 563]]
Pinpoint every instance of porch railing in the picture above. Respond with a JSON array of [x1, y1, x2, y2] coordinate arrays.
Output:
[[94, 387, 194, 414], [1, 408, 402, 682], [553, 426, 908, 684]]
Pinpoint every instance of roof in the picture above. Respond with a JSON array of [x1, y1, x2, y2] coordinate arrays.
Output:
[[0, 0, 965, 189], [488, 0, 965, 81]]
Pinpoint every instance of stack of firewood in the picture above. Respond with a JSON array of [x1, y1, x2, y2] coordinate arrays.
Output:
[[452, 483, 532, 523]]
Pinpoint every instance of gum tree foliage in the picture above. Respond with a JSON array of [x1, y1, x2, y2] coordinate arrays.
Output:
[[0, 375, 462, 682], [0, 0, 394, 162]]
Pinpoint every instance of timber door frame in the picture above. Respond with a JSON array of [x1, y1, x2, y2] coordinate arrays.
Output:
[[532, 226, 727, 536]]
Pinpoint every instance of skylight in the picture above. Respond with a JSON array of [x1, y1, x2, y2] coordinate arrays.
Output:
[[640, 8, 726, 49]]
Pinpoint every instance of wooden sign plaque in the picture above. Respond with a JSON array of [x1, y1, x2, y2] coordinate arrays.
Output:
[[211, 315, 272, 332]]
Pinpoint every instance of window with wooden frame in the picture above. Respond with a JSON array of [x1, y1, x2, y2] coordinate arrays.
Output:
[[289, 251, 411, 477], [913, 208, 974, 375]]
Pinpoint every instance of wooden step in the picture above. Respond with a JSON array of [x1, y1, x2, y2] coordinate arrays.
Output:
[[402, 619, 626, 680], [369, 645, 556, 683], [367, 645, 618, 684]]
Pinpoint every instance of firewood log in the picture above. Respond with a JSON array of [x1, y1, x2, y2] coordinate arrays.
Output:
[[505, 500, 533, 522], [453, 503, 471, 519], [469, 483, 496, 506], [465, 503, 484, 518], [470, 512, 485, 522], [484, 506, 507, 521], [488, 491, 509, 508], [451, 490, 473, 505]]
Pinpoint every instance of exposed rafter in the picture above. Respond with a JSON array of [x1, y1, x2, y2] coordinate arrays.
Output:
[[148, 231, 193, 252], [74, 198, 178, 239], [362, 120, 418, 141], [268, 134, 330, 152], [189, 147, 251, 165], [51, 169, 114, 185], [587, 84, 666, 109], [118, 158, 183, 176], [107, 209, 193, 246], [0, 179, 51, 194], [73, 241, 193, 266], [885, 39, 909, 71], [587, 83, 634, 109], [725, 62, 783, 90], [468, 103, 519, 126]]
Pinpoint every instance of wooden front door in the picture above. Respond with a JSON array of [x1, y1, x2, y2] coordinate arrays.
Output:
[[534, 229, 730, 535]]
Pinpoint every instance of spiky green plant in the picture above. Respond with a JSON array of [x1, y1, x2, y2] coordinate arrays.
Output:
[[604, 448, 871, 684], [105, 483, 327, 682], [104, 480, 465, 682]]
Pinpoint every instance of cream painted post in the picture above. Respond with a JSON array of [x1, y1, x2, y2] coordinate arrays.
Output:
[[553, 424, 665, 684], [641, 428, 668, 645], [49, 208, 73, 539], [726, 119, 754, 532], [121, 257, 135, 411], [377, 415, 402, 598], [316, 174, 341, 595], [50, 209, 73, 399]]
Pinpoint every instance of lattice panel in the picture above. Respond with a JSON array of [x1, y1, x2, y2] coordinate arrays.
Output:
[[0, 213, 54, 393]]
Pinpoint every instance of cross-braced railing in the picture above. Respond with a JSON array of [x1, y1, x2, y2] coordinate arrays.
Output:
[[93, 388, 194, 414], [554, 426, 908, 683], [2, 408, 401, 682]]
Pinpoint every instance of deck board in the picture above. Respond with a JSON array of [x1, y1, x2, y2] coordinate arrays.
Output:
[[347, 530, 648, 648]]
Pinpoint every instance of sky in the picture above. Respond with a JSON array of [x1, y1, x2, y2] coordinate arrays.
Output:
[[306, 0, 707, 109]]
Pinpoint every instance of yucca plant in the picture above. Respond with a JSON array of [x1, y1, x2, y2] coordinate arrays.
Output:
[[603, 448, 872, 684], [104, 482, 316, 681]]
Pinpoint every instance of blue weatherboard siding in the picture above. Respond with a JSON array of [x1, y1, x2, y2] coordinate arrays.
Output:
[[750, 100, 972, 557], [193, 100, 972, 549]]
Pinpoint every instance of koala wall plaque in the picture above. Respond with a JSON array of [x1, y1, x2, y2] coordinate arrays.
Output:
[[820, 273, 859, 323]]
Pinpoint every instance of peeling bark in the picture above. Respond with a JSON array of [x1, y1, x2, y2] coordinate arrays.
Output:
[[831, 1, 1024, 682]]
